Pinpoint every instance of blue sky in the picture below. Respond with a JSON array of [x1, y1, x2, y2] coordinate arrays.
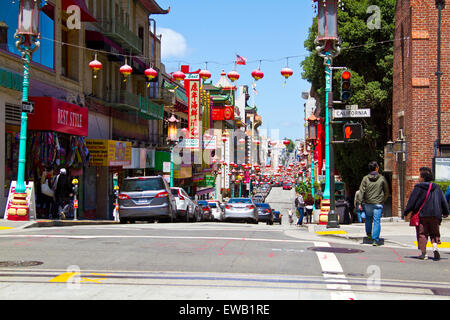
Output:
[[154, 0, 315, 141]]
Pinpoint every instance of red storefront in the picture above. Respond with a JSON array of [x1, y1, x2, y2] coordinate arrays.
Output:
[[23, 97, 90, 218], [28, 97, 89, 136]]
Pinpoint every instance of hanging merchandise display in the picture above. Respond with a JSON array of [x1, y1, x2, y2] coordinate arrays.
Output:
[[27, 132, 91, 176]]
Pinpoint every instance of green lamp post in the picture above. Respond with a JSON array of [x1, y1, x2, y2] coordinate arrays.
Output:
[[314, 0, 342, 227], [8, 0, 43, 220]]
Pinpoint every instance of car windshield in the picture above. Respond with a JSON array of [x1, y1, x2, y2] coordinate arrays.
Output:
[[228, 198, 252, 204], [208, 203, 217, 208], [255, 203, 270, 208], [198, 200, 208, 205], [171, 189, 179, 196], [122, 178, 165, 192]]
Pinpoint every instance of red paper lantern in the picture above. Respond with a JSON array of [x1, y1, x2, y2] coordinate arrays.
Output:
[[145, 67, 157, 81], [199, 69, 211, 81], [120, 62, 132, 82], [283, 140, 290, 146], [227, 70, 240, 82], [89, 56, 102, 79], [281, 67, 293, 79], [251, 69, 264, 81], [172, 70, 185, 81]]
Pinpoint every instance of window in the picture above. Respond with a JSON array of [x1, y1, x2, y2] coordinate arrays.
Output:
[[122, 178, 165, 192], [0, 1, 54, 69], [138, 26, 144, 53], [228, 198, 252, 204]]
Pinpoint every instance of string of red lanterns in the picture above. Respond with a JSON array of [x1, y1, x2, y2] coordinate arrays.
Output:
[[89, 56, 294, 84]]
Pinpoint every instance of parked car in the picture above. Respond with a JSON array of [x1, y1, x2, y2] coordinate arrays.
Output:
[[273, 210, 282, 224], [118, 176, 177, 223], [252, 194, 264, 203], [171, 187, 196, 222], [196, 200, 213, 221], [255, 203, 274, 225], [223, 198, 258, 224], [208, 201, 223, 221], [282, 181, 292, 190]]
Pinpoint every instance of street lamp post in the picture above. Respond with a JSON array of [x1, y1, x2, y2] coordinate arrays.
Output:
[[313, 0, 341, 228], [8, 0, 43, 220]]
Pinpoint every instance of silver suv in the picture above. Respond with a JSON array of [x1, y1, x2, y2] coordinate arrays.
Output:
[[118, 176, 177, 223]]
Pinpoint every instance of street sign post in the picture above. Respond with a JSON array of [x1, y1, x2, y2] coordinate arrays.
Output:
[[21, 101, 34, 114], [332, 108, 370, 119]]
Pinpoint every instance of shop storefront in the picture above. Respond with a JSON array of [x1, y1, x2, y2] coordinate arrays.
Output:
[[85, 139, 132, 219], [21, 96, 90, 219]]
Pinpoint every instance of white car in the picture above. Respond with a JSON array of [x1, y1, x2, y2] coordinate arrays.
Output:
[[171, 187, 195, 222], [208, 201, 223, 221]]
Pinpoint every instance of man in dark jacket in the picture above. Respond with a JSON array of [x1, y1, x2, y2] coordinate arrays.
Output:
[[54, 168, 73, 219], [356, 161, 390, 246], [404, 167, 449, 260]]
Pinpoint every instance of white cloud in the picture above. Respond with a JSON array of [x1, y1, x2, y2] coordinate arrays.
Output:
[[157, 27, 187, 59]]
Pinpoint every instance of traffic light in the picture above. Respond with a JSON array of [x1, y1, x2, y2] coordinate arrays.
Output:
[[341, 70, 351, 102], [343, 123, 363, 142]]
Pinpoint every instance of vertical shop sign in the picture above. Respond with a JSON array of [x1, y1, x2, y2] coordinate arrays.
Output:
[[186, 74, 201, 149]]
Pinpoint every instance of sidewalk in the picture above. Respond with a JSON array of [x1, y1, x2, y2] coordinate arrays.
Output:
[[0, 219, 118, 230], [305, 217, 450, 249]]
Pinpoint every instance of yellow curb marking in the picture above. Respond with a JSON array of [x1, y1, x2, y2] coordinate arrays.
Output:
[[413, 241, 450, 249], [0, 227, 14, 230], [315, 230, 348, 235]]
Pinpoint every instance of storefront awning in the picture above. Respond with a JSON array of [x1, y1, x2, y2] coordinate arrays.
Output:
[[43, 0, 96, 22], [196, 188, 214, 196], [28, 97, 89, 136]]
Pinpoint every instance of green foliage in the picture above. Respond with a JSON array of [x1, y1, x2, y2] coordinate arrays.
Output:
[[301, 0, 396, 195], [435, 181, 450, 194], [295, 180, 321, 197]]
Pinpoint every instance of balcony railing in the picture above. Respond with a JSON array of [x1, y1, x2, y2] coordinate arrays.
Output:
[[102, 19, 143, 54], [107, 90, 163, 120], [150, 87, 175, 105]]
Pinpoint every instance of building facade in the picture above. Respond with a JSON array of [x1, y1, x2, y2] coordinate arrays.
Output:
[[392, 0, 450, 217]]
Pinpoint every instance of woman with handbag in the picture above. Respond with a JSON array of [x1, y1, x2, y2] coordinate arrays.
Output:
[[404, 167, 449, 260]]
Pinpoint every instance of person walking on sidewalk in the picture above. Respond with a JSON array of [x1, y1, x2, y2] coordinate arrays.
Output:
[[295, 192, 305, 226], [404, 167, 449, 260], [356, 161, 390, 246]]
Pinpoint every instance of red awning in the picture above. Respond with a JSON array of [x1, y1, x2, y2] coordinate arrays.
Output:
[[28, 97, 89, 136], [43, 0, 96, 22], [85, 30, 125, 55]]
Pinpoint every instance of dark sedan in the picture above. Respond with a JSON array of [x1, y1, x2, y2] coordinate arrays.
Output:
[[255, 203, 274, 225], [273, 210, 282, 224], [196, 200, 213, 221]]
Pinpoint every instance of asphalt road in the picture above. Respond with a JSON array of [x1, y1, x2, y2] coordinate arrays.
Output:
[[0, 187, 449, 301]]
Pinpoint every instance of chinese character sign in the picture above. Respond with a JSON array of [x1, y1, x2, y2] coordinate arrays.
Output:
[[188, 79, 201, 146]]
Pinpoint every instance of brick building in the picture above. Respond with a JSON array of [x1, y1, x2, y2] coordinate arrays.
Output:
[[393, 0, 450, 217]]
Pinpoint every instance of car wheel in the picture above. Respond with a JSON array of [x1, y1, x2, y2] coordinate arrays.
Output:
[[119, 218, 127, 224]]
